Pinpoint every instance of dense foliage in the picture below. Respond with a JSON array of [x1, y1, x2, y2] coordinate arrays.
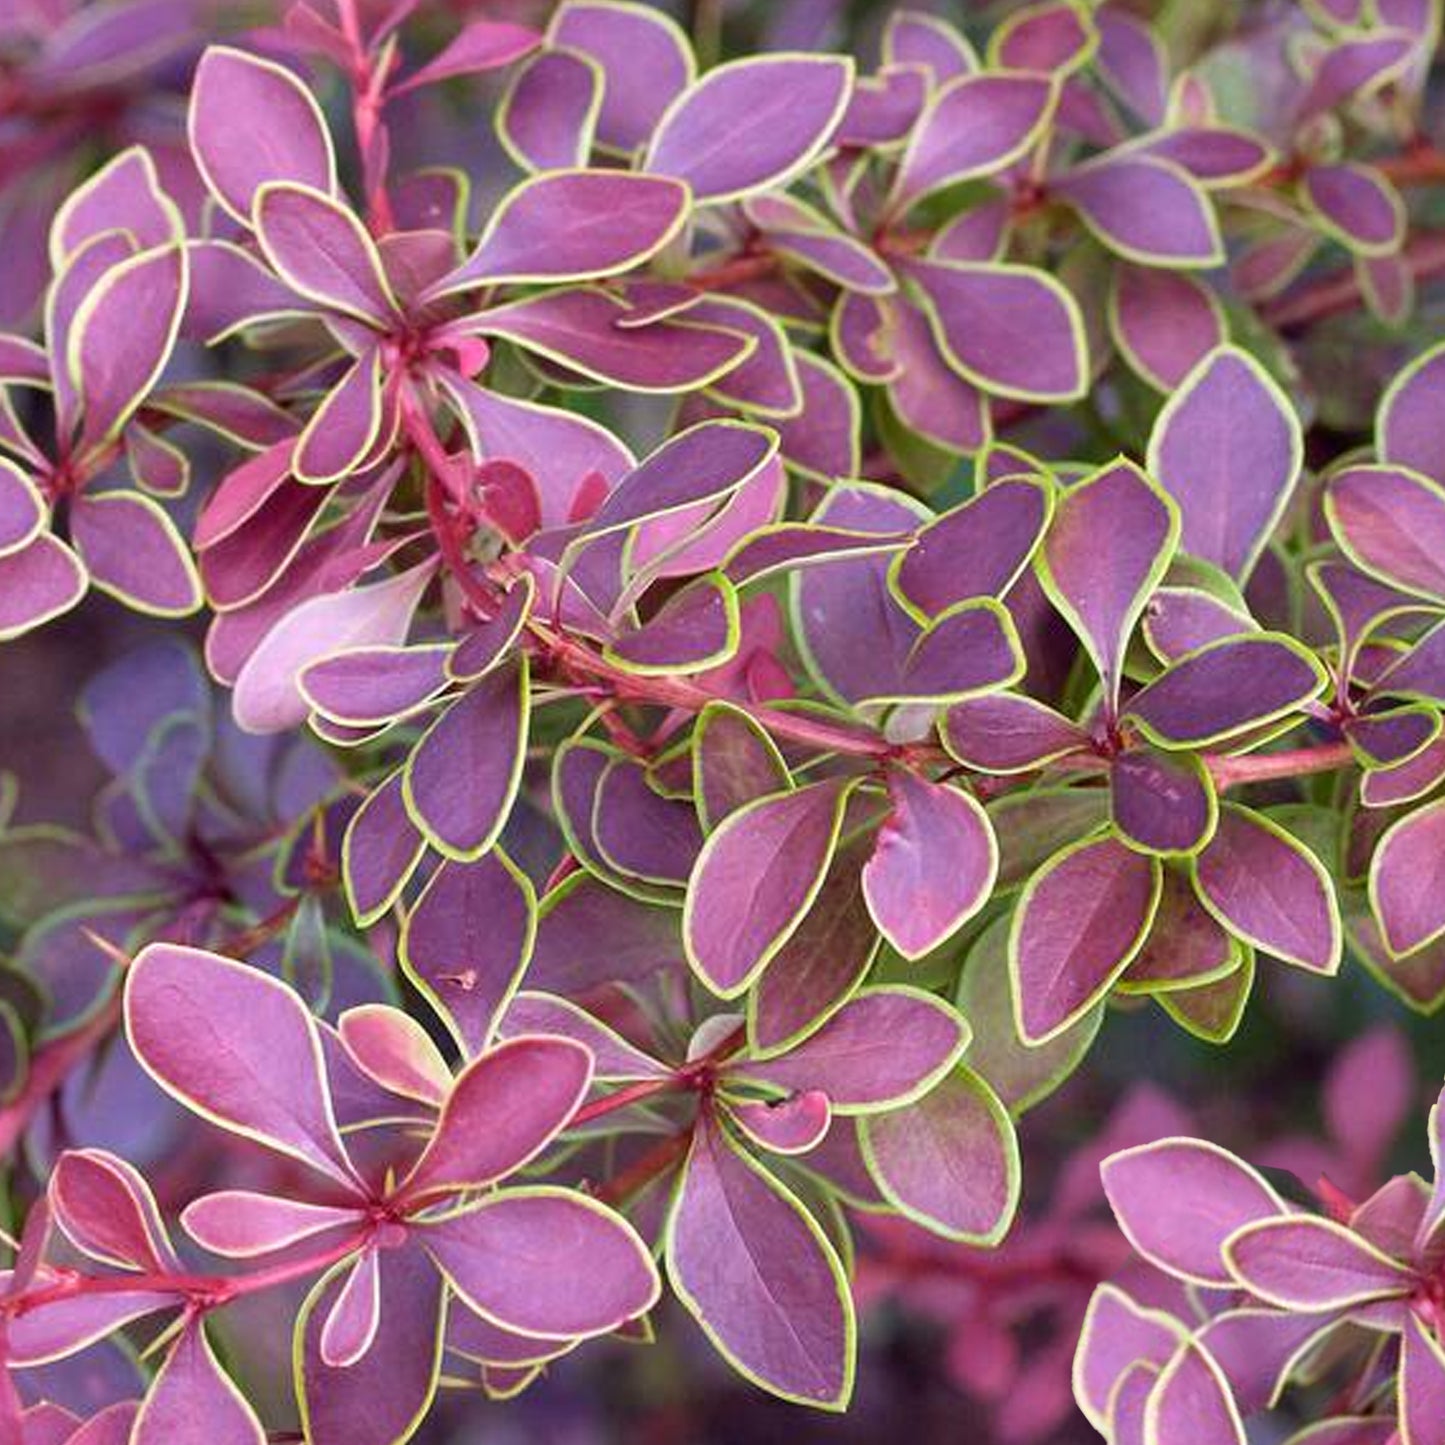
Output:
[[6, 0, 1445, 1441]]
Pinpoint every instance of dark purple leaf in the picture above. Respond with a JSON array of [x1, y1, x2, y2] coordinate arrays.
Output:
[[1110, 748, 1216, 855]]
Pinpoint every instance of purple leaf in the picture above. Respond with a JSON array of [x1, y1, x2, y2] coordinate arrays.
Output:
[[884, 297, 991, 453], [318, 1246, 381, 1369], [748, 836, 879, 1058], [1072, 1284, 1183, 1431], [1303, 162, 1404, 256], [400, 1036, 591, 1200], [1298, 31, 1415, 123], [1111, 266, 1224, 392], [883, 11, 977, 85], [1101, 1137, 1285, 1285], [743, 196, 894, 296], [232, 562, 435, 733], [684, 778, 856, 997], [9, 1292, 177, 1367], [338, 1005, 451, 1107], [1010, 834, 1162, 1043], [549, 0, 695, 152], [862, 770, 995, 959], [402, 659, 528, 861], [502, 992, 668, 1081], [1193, 805, 1342, 974], [736, 987, 968, 1110], [390, 20, 540, 95], [51, 146, 178, 267], [685, 295, 805, 415], [857, 598, 1023, 705], [400, 851, 536, 1055], [592, 755, 704, 887], [904, 258, 1087, 401], [891, 474, 1053, 615], [499, 51, 602, 171], [342, 768, 426, 927], [468, 288, 752, 391], [894, 71, 1057, 208], [422, 1188, 658, 1337], [298, 1243, 444, 1445], [1095, 9, 1167, 124], [1145, 1341, 1245, 1445], [68, 492, 200, 617], [434, 172, 689, 295], [1125, 633, 1326, 748], [728, 1092, 831, 1155], [49, 1149, 177, 1274], [666, 1115, 854, 1408], [1402, 1314, 1445, 1445], [189, 46, 336, 223], [1327, 464, 1445, 603], [132, 1324, 264, 1445], [529, 872, 684, 994], [124, 944, 357, 1187], [71, 245, 187, 451], [693, 701, 790, 833], [1122, 870, 1236, 993], [1369, 798, 1445, 957], [1196, 1307, 1344, 1415], [1037, 459, 1178, 712], [301, 643, 451, 726], [1380, 340, 1445, 481], [1054, 155, 1223, 266], [943, 693, 1086, 773], [645, 55, 852, 203], [1223, 1215, 1414, 1309], [253, 183, 399, 325], [1110, 748, 1216, 856], [0, 462, 46, 558], [605, 574, 739, 674], [991, 1, 1096, 73], [860, 1066, 1019, 1243], [1146, 346, 1302, 580], [182, 1192, 363, 1259]]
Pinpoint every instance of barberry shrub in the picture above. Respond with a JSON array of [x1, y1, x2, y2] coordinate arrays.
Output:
[[3, 1, 1445, 1441]]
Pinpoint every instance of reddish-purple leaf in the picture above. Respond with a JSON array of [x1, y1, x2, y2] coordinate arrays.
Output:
[[468, 288, 752, 391], [500, 50, 602, 171], [72, 245, 187, 450], [403, 659, 528, 860], [68, 492, 200, 617], [318, 1246, 381, 1369], [342, 768, 426, 926], [51, 147, 178, 266], [943, 694, 1086, 773], [189, 46, 336, 223], [645, 55, 852, 203], [667, 1116, 853, 1408], [1327, 464, 1445, 603], [49, 1149, 177, 1274], [1402, 1314, 1445, 1445], [1224, 1216, 1414, 1309], [1146, 346, 1302, 580], [693, 702, 790, 834], [884, 11, 977, 85], [1298, 31, 1414, 123], [1110, 265, 1223, 392], [1145, 1341, 1245, 1445], [860, 1066, 1019, 1243], [894, 71, 1056, 207], [1370, 798, 1445, 957], [124, 943, 358, 1187], [606, 574, 738, 674], [182, 1191, 363, 1259], [1193, 806, 1342, 973], [728, 1092, 831, 1155], [1380, 341, 1445, 482], [232, 562, 435, 733], [1010, 834, 1162, 1043], [298, 1242, 444, 1445], [435, 172, 689, 294], [391, 20, 540, 95], [549, 0, 694, 152], [400, 1036, 591, 1200], [991, 0, 1095, 72], [1102, 1137, 1285, 1285], [862, 771, 995, 959], [338, 1005, 451, 1107], [1110, 748, 1215, 855], [400, 851, 535, 1055], [684, 778, 856, 997], [132, 1324, 264, 1445], [1054, 156, 1222, 266], [301, 643, 451, 726], [736, 987, 968, 1111], [1038, 459, 1178, 711], [254, 183, 399, 325], [744, 196, 894, 296], [1304, 162, 1404, 255], [905, 258, 1086, 401], [1072, 1284, 1183, 1431], [892, 474, 1052, 615], [422, 1188, 658, 1337], [1126, 634, 1325, 748]]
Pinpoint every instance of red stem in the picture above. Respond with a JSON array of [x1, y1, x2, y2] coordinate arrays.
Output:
[[1206, 741, 1354, 790]]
